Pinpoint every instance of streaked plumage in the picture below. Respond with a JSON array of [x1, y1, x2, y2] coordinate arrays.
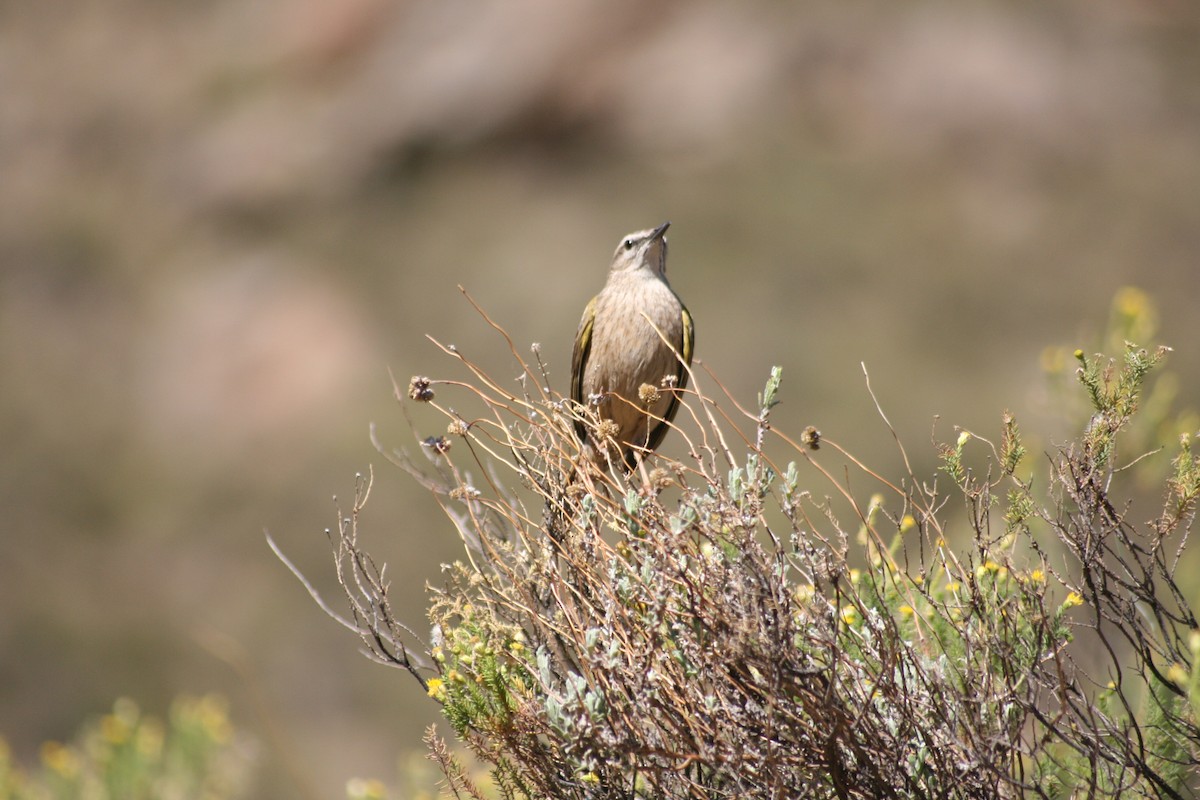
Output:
[[571, 222, 695, 469]]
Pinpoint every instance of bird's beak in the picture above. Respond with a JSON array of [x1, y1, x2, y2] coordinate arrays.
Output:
[[650, 221, 670, 241]]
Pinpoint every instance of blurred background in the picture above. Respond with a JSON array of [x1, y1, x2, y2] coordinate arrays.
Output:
[[2, 0, 1198, 796]]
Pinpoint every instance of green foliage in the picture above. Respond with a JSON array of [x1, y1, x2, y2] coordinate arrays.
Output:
[[1169, 433, 1200, 521], [938, 429, 972, 489], [1042, 287, 1197, 487], [756, 365, 782, 416], [427, 591, 536, 745], [1075, 343, 1171, 469], [0, 696, 249, 800]]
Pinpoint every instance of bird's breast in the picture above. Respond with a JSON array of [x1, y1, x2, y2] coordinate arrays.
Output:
[[582, 277, 683, 405]]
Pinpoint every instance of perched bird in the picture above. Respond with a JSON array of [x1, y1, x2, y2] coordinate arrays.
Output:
[[570, 222, 695, 470]]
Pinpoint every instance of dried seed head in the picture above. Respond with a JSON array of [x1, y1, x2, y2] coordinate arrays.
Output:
[[801, 426, 821, 451], [447, 419, 469, 437], [409, 376, 435, 402], [648, 467, 671, 490], [422, 435, 451, 454], [638, 383, 661, 407], [449, 485, 481, 501], [596, 419, 620, 441]]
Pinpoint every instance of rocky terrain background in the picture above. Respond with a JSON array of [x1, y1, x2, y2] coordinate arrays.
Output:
[[2, 1, 1198, 795]]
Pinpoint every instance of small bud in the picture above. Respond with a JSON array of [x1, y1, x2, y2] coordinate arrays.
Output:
[[409, 376, 435, 402]]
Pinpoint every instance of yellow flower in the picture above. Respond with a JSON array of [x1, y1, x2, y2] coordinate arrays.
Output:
[[898, 605, 915, 617], [1030, 569, 1045, 583], [100, 713, 131, 745], [840, 607, 859, 625], [40, 741, 78, 778], [1114, 286, 1150, 319], [975, 561, 1003, 579], [346, 777, 389, 800], [580, 772, 600, 785], [136, 720, 164, 759], [900, 515, 916, 534], [426, 678, 446, 700], [195, 695, 233, 744], [1062, 591, 1084, 609], [1167, 663, 1189, 687], [945, 581, 961, 594], [1040, 346, 1066, 375]]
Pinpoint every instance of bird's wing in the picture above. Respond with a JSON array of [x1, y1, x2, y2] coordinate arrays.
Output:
[[641, 303, 695, 459], [678, 303, 695, 391], [570, 295, 598, 442]]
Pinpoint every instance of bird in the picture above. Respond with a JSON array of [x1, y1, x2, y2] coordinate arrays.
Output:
[[570, 222, 695, 471]]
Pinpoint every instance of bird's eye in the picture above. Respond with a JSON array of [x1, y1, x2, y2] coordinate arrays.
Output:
[[623, 239, 635, 251]]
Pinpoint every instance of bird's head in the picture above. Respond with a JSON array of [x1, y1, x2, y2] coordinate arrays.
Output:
[[609, 221, 670, 277]]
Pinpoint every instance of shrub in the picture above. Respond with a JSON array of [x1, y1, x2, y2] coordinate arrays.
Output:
[[283, 297, 1200, 799], [0, 696, 249, 800]]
